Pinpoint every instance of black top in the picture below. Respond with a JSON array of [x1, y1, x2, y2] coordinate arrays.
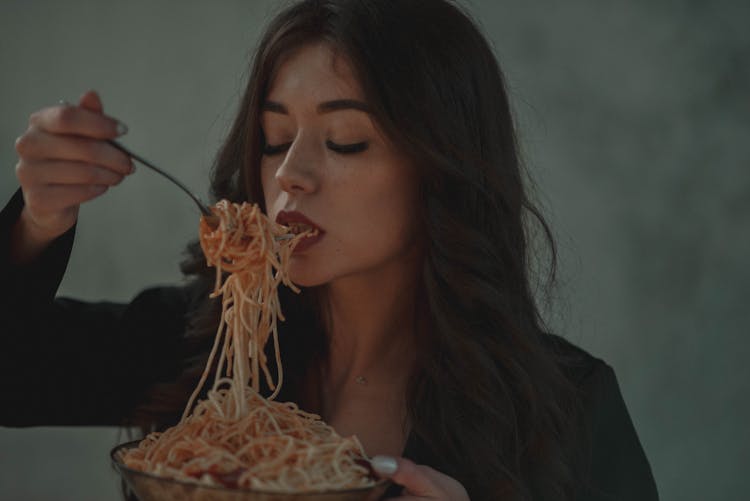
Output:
[[0, 190, 658, 500]]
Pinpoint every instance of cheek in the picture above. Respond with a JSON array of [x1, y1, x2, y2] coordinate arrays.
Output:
[[260, 165, 278, 212], [376, 191, 418, 248], [338, 168, 420, 257]]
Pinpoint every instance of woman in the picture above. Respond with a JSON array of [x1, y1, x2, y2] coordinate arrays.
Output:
[[1, 0, 658, 499]]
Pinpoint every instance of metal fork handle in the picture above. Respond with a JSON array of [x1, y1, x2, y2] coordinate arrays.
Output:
[[107, 140, 296, 242], [107, 139, 213, 217]]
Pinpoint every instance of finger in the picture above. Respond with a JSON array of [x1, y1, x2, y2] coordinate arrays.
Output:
[[17, 159, 125, 187], [78, 89, 104, 113], [28, 102, 127, 139], [24, 184, 108, 216], [371, 456, 438, 498], [15, 128, 134, 175]]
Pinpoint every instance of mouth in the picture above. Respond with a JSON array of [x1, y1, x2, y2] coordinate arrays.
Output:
[[276, 210, 325, 252], [286, 222, 319, 237]]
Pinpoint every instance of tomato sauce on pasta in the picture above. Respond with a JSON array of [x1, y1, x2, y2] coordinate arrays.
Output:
[[122, 200, 375, 492]]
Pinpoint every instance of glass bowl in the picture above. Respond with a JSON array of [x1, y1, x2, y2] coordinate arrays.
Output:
[[111, 440, 390, 501]]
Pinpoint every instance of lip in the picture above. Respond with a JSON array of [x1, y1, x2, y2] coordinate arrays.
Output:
[[276, 210, 325, 253]]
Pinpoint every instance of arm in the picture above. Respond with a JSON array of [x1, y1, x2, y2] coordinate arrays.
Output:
[[0, 190, 192, 427], [1, 189, 76, 308]]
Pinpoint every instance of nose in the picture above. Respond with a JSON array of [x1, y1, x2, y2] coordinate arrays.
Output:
[[275, 136, 319, 195]]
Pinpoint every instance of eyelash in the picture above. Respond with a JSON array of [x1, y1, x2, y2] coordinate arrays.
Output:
[[262, 140, 369, 156]]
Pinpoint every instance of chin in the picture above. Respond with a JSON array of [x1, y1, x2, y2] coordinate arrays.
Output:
[[287, 260, 330, 288]]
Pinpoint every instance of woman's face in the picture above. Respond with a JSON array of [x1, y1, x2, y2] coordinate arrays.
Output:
[[260, 42, 421, 287]]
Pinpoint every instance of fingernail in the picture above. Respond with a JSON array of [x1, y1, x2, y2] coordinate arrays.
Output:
[[129, 162, 136, 174], [116, 121, 129, 136], [371, 455, 398, 475]]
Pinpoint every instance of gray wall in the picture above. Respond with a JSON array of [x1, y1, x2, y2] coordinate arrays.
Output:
[[1, 1, 748, 499]]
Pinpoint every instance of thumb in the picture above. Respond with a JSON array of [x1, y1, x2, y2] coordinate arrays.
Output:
[[78, 89, 104, 114], [371, 456, 436, 497]]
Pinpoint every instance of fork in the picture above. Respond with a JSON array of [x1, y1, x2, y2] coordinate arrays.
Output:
[[107, 140, 293, 240], [107, 139, 214, 217]]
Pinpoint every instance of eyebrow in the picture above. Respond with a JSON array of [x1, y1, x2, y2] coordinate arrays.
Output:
[[262, 99, 371, 115]]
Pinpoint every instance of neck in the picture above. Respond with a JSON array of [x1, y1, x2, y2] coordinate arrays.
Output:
[[321, 250, 421, 391]]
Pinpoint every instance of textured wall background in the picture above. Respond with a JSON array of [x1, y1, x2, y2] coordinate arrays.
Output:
[[1, 0, 748, 499]]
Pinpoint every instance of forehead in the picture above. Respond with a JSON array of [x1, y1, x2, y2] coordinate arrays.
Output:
[[266, 42, 364, 103]]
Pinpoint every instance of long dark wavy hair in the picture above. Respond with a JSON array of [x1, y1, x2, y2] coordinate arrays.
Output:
[[132, 1, 586, 500]]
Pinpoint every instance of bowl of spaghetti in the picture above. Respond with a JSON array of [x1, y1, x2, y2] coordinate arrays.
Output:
[[112, 440, 390, 501], [111, 201, 389, 501]]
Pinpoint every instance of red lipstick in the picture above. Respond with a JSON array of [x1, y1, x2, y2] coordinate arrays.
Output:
[[276, 210, 325, 253]]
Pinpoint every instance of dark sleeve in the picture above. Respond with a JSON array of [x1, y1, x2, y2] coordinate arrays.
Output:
[[0, 189, 192, 426], [576, 362, 659, 501]]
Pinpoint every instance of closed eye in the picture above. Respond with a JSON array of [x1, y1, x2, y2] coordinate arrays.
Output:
[[262, 140, 369, 156], [326, 140, 369, 154], [262, 141, 292, 156]]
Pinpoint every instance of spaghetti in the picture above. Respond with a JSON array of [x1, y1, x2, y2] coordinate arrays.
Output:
[[122, 200, 374, 492]]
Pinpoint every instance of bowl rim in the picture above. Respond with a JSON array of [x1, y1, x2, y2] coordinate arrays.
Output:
[[110, 439, 390, 497]]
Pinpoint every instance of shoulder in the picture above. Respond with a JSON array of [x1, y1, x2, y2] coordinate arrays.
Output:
[[540, 333, 660, 500], [540, 333, 630, 428], [540, 333, 609, 387]]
